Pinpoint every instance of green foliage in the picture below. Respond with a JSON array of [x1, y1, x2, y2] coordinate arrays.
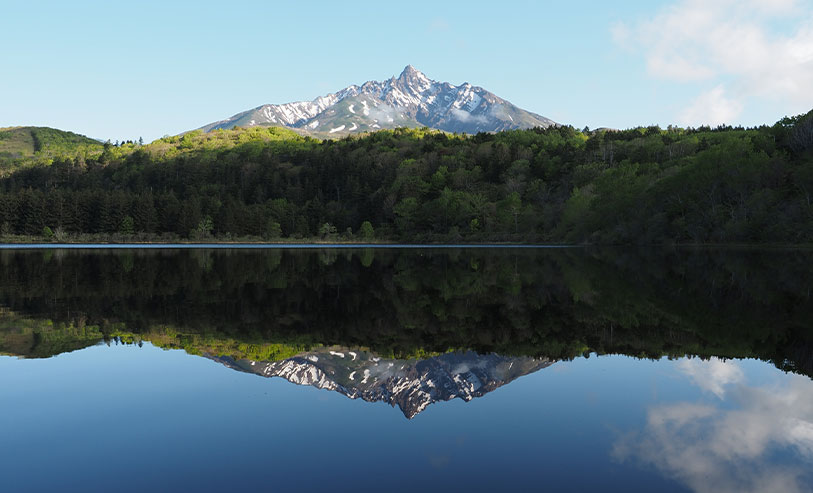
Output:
[[0, 126, 103, 172], [359, 221, 375, 240], [191, 215, 214, 240], [119, 216, 135, 235], [319, 222, 337, 238], [0, 119, 811, 244], [265, 220, 282, 239]]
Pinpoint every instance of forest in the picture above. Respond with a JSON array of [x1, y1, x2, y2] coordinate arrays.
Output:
[[0, 109, 812, 244]]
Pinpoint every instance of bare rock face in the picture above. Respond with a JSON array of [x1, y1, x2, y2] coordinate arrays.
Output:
[[209, 348, 553, 419], [198, 66, 556, 137]]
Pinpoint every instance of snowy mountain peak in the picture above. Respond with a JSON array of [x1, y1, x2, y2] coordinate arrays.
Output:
[[198, 66, 556, 136], [394, 65, 433, 96], [398, 64, 430, 83], [401, 64, 420, 76]]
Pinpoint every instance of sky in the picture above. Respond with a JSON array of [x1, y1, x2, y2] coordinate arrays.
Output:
[[2, 0, 813, 142]]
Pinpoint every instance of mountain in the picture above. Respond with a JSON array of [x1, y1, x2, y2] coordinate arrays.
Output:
[[208, 348, 552, 419], [199, 66, 556, 136]]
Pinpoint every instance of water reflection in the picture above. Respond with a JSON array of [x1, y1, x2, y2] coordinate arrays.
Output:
[[0, 247, 812, 490], [613, 358, 813, 493], [0, 247, 811, 378], [210, 348, 551, 418]]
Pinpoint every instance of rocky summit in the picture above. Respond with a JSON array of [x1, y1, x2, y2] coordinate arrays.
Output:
[[199, 65, 556, 136]]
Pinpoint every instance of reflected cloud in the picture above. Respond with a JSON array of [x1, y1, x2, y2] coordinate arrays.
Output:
[[677, 357, 743, 397], [614, 359, 813, 493]]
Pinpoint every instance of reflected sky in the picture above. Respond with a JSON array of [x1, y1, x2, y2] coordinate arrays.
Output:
[[613, 357, 813, 493], [2, 344, 810, 492]]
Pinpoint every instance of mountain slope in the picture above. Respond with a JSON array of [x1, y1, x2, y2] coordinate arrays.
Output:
[[200, 66, 556, 136]]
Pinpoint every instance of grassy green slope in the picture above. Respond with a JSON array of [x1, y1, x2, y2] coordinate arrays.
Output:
[[0, 126, 103, 171], [0, 127, 37, 159]]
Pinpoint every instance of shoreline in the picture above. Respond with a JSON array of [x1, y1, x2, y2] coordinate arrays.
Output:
[[0, 241, 811, 250], [0, 242, 577, 249]]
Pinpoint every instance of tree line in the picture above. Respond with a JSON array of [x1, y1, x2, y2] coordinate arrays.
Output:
[[0, 112, 812, 244]]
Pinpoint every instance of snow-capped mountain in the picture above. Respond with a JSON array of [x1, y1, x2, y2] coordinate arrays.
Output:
[[199, 65, 556, 136], [208, 348, 552, 419]]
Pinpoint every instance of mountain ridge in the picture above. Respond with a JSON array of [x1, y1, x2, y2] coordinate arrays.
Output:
[[199, 65, 556, 136]]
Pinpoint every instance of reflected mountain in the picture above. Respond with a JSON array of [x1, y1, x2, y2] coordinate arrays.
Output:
[[209, 348, 551, 418]]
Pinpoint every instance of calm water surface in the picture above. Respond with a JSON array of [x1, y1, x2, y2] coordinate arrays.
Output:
[[0, 247, 811, 492]]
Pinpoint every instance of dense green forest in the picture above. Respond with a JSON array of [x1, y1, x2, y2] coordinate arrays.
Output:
[[1, 110, 813, 243], [0, 248, 810, 376]]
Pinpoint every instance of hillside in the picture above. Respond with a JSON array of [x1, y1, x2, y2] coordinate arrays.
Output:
[[0, 126, 103, 171]]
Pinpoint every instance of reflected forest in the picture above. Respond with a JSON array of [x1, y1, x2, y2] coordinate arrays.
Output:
[[0, 248, 810, 380]]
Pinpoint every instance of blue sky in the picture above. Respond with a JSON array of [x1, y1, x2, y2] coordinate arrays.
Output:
[[2, 0, 812, 142]]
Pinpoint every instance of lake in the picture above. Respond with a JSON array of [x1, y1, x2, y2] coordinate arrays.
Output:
[[0, 247, 811, 492]]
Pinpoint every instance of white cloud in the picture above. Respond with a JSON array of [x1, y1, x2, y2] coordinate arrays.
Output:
[[677, 356, 744, 397], [488, 104, 512, 121], [449, 108, 489, 125], [678, 85, 744, 126], [613, 359, 813, 493], [366, 104, 400, 124], [616, 0, 813, 123]]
